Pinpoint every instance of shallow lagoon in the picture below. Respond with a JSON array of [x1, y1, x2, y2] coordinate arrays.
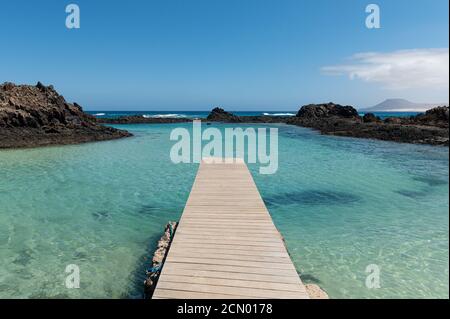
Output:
[[0, 123, 448, 298]]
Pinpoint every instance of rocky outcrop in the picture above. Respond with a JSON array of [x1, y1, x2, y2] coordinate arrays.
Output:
[[65, 100, 449, 146], [0, 82, 131, 148], [363, 113, 382, 123], [287, 104, 448, 146], [410, 106, 449, 128], [382, 106, 449, 128], [100, 113, 292, 124], [296, 102, 359, 119], [206, 107, 242, 122]]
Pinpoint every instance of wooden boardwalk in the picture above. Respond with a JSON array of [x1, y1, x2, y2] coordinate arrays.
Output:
[[152, 158, 309, 299]]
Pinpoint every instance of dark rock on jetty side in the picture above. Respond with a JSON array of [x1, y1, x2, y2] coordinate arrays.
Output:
[[0, 82, 131, 149], [144, 221, 178, 298]]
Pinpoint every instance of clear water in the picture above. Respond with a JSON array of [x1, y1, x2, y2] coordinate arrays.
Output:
[[0, 123, 448, 299]]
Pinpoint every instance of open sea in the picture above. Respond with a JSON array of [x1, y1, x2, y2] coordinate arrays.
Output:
[[86, 110, 421, 120], [0, 119, 448, 299]]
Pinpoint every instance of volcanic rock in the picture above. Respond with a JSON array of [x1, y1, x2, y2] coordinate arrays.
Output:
[[206, 107, 242, 122], [0, 82, 131, 148]]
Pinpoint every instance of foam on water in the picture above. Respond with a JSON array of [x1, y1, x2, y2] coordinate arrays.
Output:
[[0, 123, 448, 298], [142, 114, 187, 119], [262, 112, 296, 116]]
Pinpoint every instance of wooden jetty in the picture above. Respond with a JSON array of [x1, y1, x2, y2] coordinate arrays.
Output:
[[152, 158, 309, 299]]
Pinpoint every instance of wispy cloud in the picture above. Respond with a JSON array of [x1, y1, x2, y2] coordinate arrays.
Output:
[[322, 48, 449, 90]]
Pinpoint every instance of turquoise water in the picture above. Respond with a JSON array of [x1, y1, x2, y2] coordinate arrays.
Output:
[[0, 123, 448, 299]]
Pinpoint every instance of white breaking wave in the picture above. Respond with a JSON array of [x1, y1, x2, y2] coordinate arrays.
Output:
[[263, 112, 296, 116], [143, 114, 187, 119], [93, 113, 106, 116]]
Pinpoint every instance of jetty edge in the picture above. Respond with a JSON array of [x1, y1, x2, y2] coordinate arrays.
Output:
[[152, 158, 311, 299]]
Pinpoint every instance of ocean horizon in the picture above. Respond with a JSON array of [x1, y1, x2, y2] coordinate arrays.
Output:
[[86, 110, 422, 120]]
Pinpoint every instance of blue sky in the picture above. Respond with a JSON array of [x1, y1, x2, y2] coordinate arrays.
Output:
[[1, 0, 448, 110]]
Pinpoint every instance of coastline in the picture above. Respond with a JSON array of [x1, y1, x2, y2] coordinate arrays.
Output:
[[0, 126, 131, 149], [98, 105, 449, 147], [2, 82, 447, 149]]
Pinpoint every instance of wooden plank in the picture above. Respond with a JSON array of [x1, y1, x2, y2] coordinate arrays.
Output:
[[156, 282, 307, 299], [152, 158, 308, 299], [168, 251, 292, 263], [169, 242, 288, 253], [177, 225, 277, 231], [171, 234, 283, 244], [164, 256, 297, 271], [166, 247, 291, 258], [158, 262, 298, 276], [181, 213, 270, 218], [168, 238, 283, 247], [178, 224, 275, 230], [161, 275, 307, 293], [153, 289, 258, 299], [174, 230, 279, 238], [160, 266, 302, 284]]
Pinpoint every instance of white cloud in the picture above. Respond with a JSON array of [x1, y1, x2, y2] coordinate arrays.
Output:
[[322, 48, 449, 90]]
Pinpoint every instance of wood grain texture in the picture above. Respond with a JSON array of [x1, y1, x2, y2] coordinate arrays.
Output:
[[152, 158, 309, 299]]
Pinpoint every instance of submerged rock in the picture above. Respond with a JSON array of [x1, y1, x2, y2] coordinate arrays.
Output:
[[264, 190, 361, 207], [0, 82, 131, 148], [305, 284, 329, 299]]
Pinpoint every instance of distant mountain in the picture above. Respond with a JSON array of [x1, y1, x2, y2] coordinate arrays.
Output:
[[362, 99, 448, 112]]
